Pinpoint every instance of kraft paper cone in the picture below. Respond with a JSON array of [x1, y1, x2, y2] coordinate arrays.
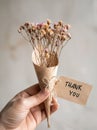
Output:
[[32, 51, 58, 127]]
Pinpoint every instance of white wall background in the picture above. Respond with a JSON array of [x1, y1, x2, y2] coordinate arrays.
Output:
[[0, 0, 97, 130]]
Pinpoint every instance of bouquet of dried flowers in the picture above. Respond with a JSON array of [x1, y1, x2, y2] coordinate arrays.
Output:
[[18, 19, 71, 127]]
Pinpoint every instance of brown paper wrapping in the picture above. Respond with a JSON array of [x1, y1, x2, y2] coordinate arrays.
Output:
[[32, 51, 58, 127]]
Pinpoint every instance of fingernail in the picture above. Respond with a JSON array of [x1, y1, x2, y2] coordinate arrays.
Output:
[[42, 88, 49, 94], [58, 103, 60, 107], [54, 98, 58, 103], [51, 102, 60, 107], [52, 97, 58, 103], [45, 88, 50, 93]]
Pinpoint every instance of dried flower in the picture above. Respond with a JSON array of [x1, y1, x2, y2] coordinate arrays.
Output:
[[47, 19, 51, 25], [18, 19, 71, 67]]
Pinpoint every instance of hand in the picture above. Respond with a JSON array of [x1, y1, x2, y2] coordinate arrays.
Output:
[[0, 84, 58, 130]]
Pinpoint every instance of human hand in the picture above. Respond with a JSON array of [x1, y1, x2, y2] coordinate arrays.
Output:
[[0, 84, 58, 130]]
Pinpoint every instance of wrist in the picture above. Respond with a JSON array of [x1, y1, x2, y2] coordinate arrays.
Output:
[[0, 123, 5, 130]]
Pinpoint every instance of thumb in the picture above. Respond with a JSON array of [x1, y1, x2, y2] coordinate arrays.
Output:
[[26, 88, 49, 108]]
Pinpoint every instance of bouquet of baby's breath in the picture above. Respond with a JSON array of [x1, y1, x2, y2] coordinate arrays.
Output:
[[18, 19, 71, 127]]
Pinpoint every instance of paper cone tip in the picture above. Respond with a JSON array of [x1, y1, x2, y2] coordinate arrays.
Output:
[[47, 117, 50, 128]]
